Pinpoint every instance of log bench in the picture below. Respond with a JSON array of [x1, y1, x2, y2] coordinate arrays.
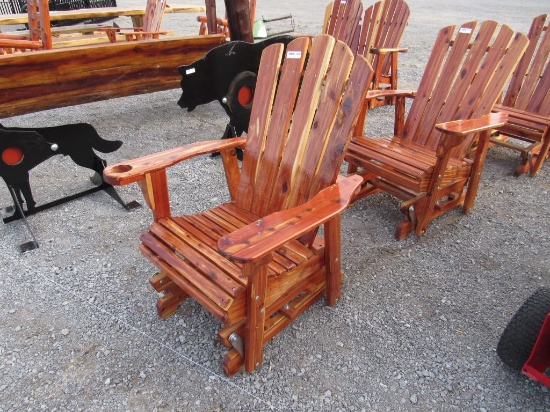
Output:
[[0, 34, 226, 118]]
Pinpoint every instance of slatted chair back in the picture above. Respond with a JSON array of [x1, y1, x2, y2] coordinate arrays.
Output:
[[502, 14, 550, 116], [358, 0, 409, 70], [489, 14, 550, 176], [323, 0, 363, 51], [401, 20, 529, 158], [236, 34, 370, 221]]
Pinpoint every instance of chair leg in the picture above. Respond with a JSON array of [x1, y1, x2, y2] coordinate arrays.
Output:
[[243, 260, 268, 373], [529, 129, 550, 177], [324, 215, 342, 306]]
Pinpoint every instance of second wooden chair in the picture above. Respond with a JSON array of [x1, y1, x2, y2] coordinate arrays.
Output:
[[346, 20, 528, 239]]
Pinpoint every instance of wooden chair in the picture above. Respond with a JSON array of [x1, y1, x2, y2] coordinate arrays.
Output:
[[102, 0, 168, 43], [490, 14, 550, 177], [0, 0, 52, 54], [324, 0, 409, 108], [346, 21, 528, 240], [358, 0, 409, 108], [103, 35, 373, 375], [322, 0, 363, 51]]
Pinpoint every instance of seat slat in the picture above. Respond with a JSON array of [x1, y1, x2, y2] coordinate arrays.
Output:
[[140, 231, 236, 311], [151, 221, 245, 295], [207, 207, 300, 271], [216, 204, 313, 262]]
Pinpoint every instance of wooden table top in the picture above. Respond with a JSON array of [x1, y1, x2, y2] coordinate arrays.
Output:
[[0, 4, 205, 25]]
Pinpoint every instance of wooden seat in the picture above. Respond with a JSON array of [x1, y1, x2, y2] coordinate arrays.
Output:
[[0, 0, 52, 54], [101, 0, 168, 42], [346, 20, 528, 240], [103, 35, 373, 375], [490, 14, 550, 176], [324, 0, 409, 108]]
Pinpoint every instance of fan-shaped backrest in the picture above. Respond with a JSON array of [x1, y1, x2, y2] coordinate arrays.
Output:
[[502, 14, 550, 116], [235, 35, 373, 217], [402, 21, 529, 158]]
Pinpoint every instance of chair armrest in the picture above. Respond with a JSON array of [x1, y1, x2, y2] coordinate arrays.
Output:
[[103, 137, 246, 186], [370, 47, 408, 54], [436, 112, 508, 151], [217, 174, 363, 264], [366, 89, 416, 101]]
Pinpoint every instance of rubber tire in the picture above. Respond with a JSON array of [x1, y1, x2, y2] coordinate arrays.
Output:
[[497, 287, 550, 371], [225, 71, 257, 119]]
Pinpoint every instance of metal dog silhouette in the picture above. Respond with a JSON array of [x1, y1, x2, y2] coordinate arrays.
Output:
[[0, 122, 138, 252]]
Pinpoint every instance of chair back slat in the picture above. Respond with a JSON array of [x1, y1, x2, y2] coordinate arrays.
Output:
[[522, 20, 550, 114], [267, 36, 336, 212], [143, 0, 167, 38], [235, 43, 285, 211], [282, 40, 355, 209], [357, 1, 382, 62], [402, 23, 462, 143], [423, 21, 499, 149], [252, 37, 310, 217]]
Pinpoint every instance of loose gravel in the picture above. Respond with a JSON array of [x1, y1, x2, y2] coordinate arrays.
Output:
[[1, 0, 549, 410]]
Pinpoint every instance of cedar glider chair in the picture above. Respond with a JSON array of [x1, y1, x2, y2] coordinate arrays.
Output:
[[346, 21, 528, 240], [101, 0, 168, 42], [490, 14, 550, 177], [0, 0, 52, 54], [358, 0, 409, 108], [324, 0, 409, 108], [103, 35, 373, 375]]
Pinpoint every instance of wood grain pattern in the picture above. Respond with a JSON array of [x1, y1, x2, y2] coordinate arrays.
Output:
[[0, 34, 225, 118]]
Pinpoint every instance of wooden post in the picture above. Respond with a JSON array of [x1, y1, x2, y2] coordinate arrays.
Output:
[[205, 0, 217, 34], [223, 0, 253, 42]]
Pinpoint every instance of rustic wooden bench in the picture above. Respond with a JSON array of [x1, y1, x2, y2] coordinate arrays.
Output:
[[0, 34, 226, 118]]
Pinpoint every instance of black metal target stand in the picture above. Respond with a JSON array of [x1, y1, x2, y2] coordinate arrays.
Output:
[[0, 123, 140, 253]]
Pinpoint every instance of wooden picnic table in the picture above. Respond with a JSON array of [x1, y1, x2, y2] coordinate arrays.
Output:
[[0, 4, 205, 30]]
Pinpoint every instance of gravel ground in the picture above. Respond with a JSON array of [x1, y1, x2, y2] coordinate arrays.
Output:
[[1, 1, 549, 411]]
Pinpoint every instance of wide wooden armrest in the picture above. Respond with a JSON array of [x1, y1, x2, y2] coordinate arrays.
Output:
[[366, 89, 416, 101], [217, 174, 363, 264], [103, 137, 246, 186], [435, 112, 508, 152], [370, 47, 408, 54], [436, 112, 508, 136]]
